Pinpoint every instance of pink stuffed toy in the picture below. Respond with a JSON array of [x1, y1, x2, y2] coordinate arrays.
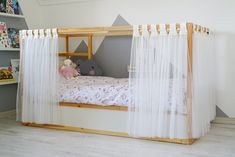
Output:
[[60, 59, 80, 79]]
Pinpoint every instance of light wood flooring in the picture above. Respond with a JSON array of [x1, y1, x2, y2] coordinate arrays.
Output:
[[0, 114, 235, 157]]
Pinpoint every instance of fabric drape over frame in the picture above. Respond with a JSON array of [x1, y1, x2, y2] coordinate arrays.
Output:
[[17, 29, 61, 124], [128, 24, 189, 139], [128, 23, 215, 139]]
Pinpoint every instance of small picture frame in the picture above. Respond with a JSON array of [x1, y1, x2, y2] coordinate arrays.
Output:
[[11, 59, 19, 81]]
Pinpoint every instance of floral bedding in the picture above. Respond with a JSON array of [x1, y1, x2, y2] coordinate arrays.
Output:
[[59, 76, 129, 106]]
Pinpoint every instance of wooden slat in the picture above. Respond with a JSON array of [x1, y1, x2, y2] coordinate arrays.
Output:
[[60, 32, 133, 37], [65, 36, 69, 52], [58, 26, 133, 34], [93, 31, 132, 37], [59, 52, 88, 57], [59, 102, 128, 111], [60, 34, 93, 37], [22, 123, 197, 145], [88, 36, 92, 60]]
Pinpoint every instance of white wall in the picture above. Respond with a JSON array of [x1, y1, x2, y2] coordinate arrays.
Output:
[[18, 0, 45, 29], [19, 0, 235, 117]]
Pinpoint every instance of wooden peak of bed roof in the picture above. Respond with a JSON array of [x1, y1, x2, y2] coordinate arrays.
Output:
[[57, 22, 210, 36], [58, 22, 209, 59]]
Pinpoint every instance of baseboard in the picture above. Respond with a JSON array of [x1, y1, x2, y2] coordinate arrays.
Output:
[[213, 117, 235, 125], [0, 110, 16, 118]]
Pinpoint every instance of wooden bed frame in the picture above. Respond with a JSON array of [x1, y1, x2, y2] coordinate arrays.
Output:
[[23, 23, 209, 145], [59, 102, 128, 111]]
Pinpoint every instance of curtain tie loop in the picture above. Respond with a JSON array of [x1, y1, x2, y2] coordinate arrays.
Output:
[[180, 23, 187, 35], [159, 24, 167, 35], [150, 24, 157, 36], [39, 29, 44, 39], [46, 29, 52, 37], [27, 30, 33, 38], [21, 30, 27, 39], [52, 28, 58, 38], [169, 24, 177, 35], [34, 30, 39, 39], [133, 25, 139, 37], [142, 25, 148, 36]]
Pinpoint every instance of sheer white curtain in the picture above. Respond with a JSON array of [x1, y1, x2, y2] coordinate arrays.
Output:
[[17, 29, 60, 124], [192, 31, 216, 138], [128, 24, 189, 139]]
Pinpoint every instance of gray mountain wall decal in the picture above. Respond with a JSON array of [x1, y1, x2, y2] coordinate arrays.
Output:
[[94, 14, 132, 78]]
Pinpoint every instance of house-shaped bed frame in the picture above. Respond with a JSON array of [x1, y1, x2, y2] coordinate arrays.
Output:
[[23, 23, 210, 145]]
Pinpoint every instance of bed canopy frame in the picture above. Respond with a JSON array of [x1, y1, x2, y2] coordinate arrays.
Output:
[[58, 23, 209, 59], [23, 22, 210, 145]]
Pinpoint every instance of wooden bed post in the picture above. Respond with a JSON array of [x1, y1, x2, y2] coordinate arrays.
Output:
[[88, 36, 93, 60], [66, 35, 69, 52], [186, 23, 193, 140]]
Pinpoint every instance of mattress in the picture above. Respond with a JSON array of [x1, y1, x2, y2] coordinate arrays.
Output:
[[59, 76, 129, 106], [59, 76, 187, 114]]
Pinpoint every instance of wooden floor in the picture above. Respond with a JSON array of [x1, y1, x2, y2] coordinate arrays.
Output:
[[0, 114, 235, 157]]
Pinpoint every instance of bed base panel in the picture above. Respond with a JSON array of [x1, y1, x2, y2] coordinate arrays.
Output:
[[22, 123, 196, 145], [59, 102, 188, 116]]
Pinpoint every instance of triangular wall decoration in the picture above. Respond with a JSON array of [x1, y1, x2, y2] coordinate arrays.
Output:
[[71, 40, 88, 61], [216, 106, 229, 117]]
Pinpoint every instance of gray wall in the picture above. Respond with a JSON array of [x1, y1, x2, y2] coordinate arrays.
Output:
[[0, 10, 27, 112], [0, 84, 18, 111], [0, 51, 20, 112]]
